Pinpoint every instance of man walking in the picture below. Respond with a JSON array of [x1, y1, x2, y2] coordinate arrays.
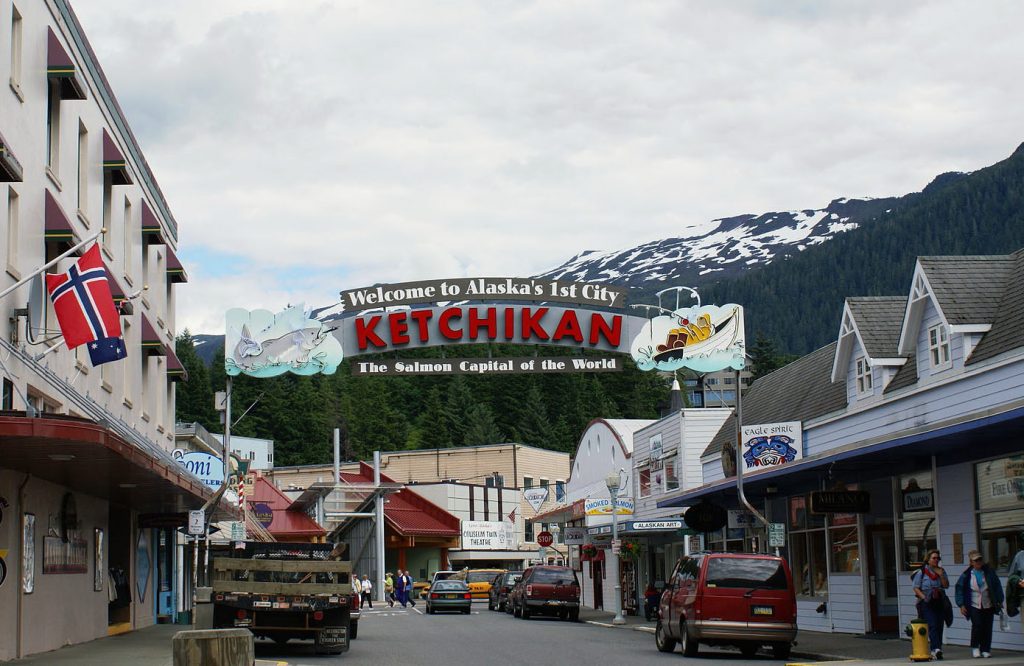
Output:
[[395, 570, 407, 607], [404, 570, 417, 607], [360, 574, 373, 609]]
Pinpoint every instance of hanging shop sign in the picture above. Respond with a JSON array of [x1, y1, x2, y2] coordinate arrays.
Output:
[[251, 502, 274, 529], [461, 520, 512, 550], [810, 490, 871, 514], [902, 487, 934, 512], [584, 496, 634, 516], [728, 510, 757, 529], [226, 304, 343, 377], [649, 434, 663, 461], [524, 487, 550, 513], [683, 501, 728, 533], [740, 421, 802, 474], [562, 527, 586, 545], [176, 452, 225, 489], [622, 520, 684, 532]]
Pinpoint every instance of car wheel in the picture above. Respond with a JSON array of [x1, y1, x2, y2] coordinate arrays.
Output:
[[739, 643, 759, 659], [681, 620, 699, 658], [655, 620, 677, 653], [569, 609, 579, 622], [488, 598, 495, 611], [513, 602, 521, 618], [462, 608, 472, 615], [772, 643, 792, 660], [349, 621, 358, 640]]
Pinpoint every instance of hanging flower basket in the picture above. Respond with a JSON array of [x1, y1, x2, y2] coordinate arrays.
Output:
[[621, 541, 642, 559], [581, 544, 599, 560]]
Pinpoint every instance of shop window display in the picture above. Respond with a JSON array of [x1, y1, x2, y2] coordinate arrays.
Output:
[[897, 472, 936, 570], [975, 455, 1024, 573], [789, 496, 828, 596]]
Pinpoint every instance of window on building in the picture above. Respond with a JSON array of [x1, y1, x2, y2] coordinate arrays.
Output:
[[540, 478, 549, 493], [525, 521, 534, 542], [10, 6, 22, 93], [46, 82, 61, 171], [975, 454, 1024, 573], [724, 377, 734, 385], [122, 196, 133, 276], [6, 186, 18, 274], [1, 377, 12, 410], [102, 173, 112, 253], [928, 325, 950, 369], [555, 480, 565, 503], [788, 495, 827, 597], [77, 122, 88, 214], [140, 352, 150, 417], [638, 468, 651, 497], [856, 357, 873, 394], [121, 319, 132, 403], [720, 390, 736, 402], [523, 476, 533, 490], [664, 457, 679, 492], [684, 379, 697, 387], [829, 487, 861, 574], [705, 378, 718, 385], [689, 392, 703, 407], [897, 471, 936, 571]]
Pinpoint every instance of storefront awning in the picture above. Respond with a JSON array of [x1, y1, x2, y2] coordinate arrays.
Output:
[[140, 201, 167, 246], [165, 245, 188, 283], [166, 347, 188, 382], [44, 189, 77, 245], [140, 314, 166, 356], [528, 499, 585, 524], [658, 404, 1024, 508], [102, 129, 133, 185], [104, 265, 133, 315], [0, 413, 236, 518], [47, 27, 86, 100], [0, 129, 23, 182]]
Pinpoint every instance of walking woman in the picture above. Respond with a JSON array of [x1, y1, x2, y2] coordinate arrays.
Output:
[[913, 549, 949, 660], [385, 572, 396, 607], [955, 550, 1005, 659]]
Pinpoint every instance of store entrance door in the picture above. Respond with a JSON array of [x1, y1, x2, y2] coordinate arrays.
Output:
[[867, 526, 898, 633], [591, 559, 604, 609]]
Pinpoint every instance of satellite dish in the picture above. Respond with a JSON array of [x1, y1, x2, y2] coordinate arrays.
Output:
[[27, 274, 47, 337]]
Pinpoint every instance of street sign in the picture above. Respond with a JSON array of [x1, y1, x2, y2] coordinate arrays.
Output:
[[768, 523, 785, 548], [229, 521, 246, 541], [611, 539, 621, 555], [536, 531, 554, 547], [188, 510, 205, 536]]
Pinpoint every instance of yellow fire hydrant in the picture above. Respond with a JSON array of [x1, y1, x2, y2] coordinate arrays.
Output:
[[905, 618, 931, 661]]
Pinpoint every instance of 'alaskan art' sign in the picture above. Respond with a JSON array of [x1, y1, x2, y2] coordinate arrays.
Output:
[[740, 421, 803, 474]]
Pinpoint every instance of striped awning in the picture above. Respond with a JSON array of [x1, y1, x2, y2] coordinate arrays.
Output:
[[166, 347, 188, 382], [0, 130, 23, 182], [141, 200, 167, 246], [44, 190, 77, 245], [47, 27, 86, 100], [102, 129, 133, 186], [140, 314, 166, 356], [165, 246, 188, 283]]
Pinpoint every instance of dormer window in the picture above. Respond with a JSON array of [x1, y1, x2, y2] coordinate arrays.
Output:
[[855, 357, 873, 394], [928, 324, 950, 369]]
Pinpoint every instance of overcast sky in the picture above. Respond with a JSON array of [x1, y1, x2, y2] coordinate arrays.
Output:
[[72, 1, 1024, 334]]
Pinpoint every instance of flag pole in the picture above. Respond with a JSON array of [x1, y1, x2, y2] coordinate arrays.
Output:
[[0, 229, 104, 304]]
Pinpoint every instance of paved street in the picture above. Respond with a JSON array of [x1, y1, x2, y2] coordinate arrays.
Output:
[[254, 601, 802, 665]]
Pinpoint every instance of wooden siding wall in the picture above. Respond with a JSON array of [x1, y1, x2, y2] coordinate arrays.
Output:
[[682, 411, 732, 491], [828, 574, 867, 634], [797, 598, 831, 633], [633, 414, 681, 518]]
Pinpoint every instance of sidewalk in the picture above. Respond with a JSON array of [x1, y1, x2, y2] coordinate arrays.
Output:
[[8, 624, 282, 666], [576, 607, 1022, 664]]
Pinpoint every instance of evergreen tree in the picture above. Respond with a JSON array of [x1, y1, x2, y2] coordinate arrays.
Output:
[[463, 403, 503, 446], [517, 384, 554, 447], [417, 388, 452, 449], [748, 331, 782, 380], [174, 331, 216, 427], [444, 375, 474, 447]]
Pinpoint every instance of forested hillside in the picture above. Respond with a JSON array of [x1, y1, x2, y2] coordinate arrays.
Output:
[[175, 334, 670, 466]]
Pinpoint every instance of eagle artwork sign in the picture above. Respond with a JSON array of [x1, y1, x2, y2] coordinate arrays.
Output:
[[740, 422, 803, 474]]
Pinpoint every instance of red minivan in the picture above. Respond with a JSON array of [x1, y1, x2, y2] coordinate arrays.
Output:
[[656, 552, 797, 660]]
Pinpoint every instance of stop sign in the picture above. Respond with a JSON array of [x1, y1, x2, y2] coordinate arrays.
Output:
[[536, 531, 553, 547]]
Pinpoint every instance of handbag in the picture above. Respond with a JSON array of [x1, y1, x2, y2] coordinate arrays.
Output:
[[999, 610, 1010, 632], [942, 592, 953, 627]]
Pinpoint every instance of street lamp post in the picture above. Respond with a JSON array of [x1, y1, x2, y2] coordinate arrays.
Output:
[[605, 472, 626, 625], [550, 524, 561, 564]]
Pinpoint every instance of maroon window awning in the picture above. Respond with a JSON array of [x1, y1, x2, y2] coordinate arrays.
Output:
[[103, 264, 133, 315], [0, 129, 23, 182], [103, 128, 133, 185], [166, 346, 188, 382], [141, 313, 166, 356], [165, 245, 188, 283], [141, 200, 167, 246], [44, 189, 78, 247], [47, 27, 86, 100]]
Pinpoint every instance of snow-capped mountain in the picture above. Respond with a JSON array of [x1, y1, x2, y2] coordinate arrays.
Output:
[[539, 196, 906, 288]]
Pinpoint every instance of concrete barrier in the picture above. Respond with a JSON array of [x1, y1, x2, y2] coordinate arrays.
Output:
[[172, 628, 254, 666]]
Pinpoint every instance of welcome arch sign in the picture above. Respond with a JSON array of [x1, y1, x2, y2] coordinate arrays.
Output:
[[225, 278, 745, 377]]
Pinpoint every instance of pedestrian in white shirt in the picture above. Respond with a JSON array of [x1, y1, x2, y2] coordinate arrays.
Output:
[[361, 574, 373, 608]]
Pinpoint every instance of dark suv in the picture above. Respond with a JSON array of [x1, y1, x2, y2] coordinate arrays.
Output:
[[510, 565, 580, 621], [488, 570, 522, 612], [655, 552, 797, 660]]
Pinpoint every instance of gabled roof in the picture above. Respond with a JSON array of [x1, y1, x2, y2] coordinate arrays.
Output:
[[847, 297, 907, 358], [918, 255, 1015, 326], [703, 343, 846, 458], [967, 248, 1024, 365], [248, 477, 326, 538], [341, 463, 459, 538]]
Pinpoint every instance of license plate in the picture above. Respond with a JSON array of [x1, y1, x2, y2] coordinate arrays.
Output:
[[546, 600, 564, 605], [752, 605, 774, 616], [320, 628, 347, 645], [446, 594, 457, 599]]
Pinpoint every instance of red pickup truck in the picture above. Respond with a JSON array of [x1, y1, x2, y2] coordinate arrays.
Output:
[[510, 565, 580, 621]]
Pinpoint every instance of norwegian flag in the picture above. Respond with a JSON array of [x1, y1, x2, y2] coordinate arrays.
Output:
[[45, 244, 124, 356]]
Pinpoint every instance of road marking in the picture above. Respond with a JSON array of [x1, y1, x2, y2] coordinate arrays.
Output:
[[634, 626, 656, 634], [411, 605, 423, 614], [586, 621, 615, 627]]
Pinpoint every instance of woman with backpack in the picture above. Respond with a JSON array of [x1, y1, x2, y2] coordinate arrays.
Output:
[[955, 550, 1005, 659], [913, 550, 949, 660]]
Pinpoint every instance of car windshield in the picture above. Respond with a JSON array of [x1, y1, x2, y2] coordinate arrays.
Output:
[[505, 573, 522, 585], [467, 572, 498, 583], [433, 581, 468, 591], [705, 557, 788, 589], [531, 568, 577, 585], [433, 572, 456, 581]]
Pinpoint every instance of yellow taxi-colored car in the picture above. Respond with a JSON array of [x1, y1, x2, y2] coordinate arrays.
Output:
[[454, 569, 506, 599]]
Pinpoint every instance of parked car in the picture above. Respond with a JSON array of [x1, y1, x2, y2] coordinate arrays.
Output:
[[421, 570, 458, 599], [505, 578, 519, 614], [655, 552, 797, 660], [426, 580, 473, 615], [510, 565, 580, 621], [488, 571, 523, 611], [453, 568, 505, 599]]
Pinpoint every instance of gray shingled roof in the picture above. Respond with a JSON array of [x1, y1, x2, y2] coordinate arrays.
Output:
[[702, 342, 847, 458], [919, 255, 1015, 326], [883, 352, 918, 394], [967, 249, 1024, 365], [847, 296, 907, 358]]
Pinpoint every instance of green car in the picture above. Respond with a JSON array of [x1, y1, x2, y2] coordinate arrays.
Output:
[[426, 580, 473, 615]]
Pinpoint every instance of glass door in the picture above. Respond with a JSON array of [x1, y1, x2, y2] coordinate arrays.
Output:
[[867, 526, 898, 633]]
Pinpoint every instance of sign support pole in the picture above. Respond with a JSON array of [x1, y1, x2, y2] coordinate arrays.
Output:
[[735, 368, 769, 551], [374, 450, 385, 603]]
